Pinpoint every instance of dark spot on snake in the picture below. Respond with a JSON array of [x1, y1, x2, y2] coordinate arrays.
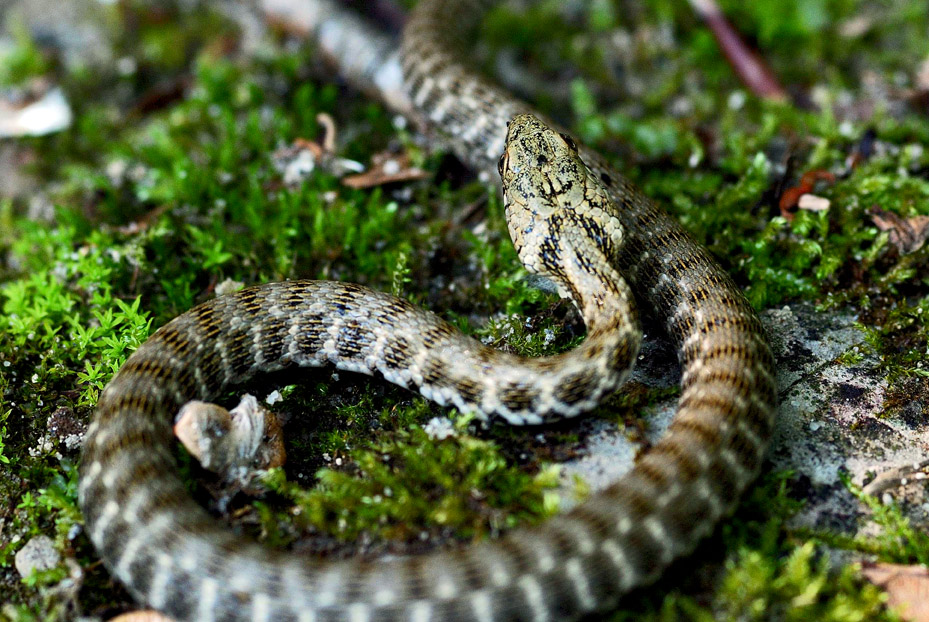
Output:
[[547, 527, 578, 558], [497, 153, 506, 177], [399, 557, 429, 602], [160, 578, 200, 622], [600, 172, 612, 186], [460, 555, 489, 591], [555, 372, 595, 406], [585, 341, 604, 360], [500, 383, 533, 412], [382, 336, 410, 371], [536, 153, 549, 166], [294, 321, 327, 356], [119, 356, 177, 385], [189, 304, 222, 339], [195, 346, 225, 387], [237, 290, 264, 316], [497, 538, 535, 575], [421, 324, 455, 348], [573, 505, 614, 537], [336, 321, 373, 358], [421, 357, 451, 388], [259, 316, 288, 365], [675, 417, 723, 446], [225, 327, 255, 378], [454, 378, 483, 407], [407, 72, 426, 99]]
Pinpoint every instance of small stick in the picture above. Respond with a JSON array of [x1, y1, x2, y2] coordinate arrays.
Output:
[[688, 0, 788, 101]]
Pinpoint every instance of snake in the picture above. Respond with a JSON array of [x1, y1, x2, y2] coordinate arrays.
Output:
[[78, 1, 778, 620]]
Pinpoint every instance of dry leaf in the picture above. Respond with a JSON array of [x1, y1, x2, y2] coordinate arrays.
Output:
[[271, 113, 365, 185], [870, 206, 929, 254], [342, 151, 429, 188], [779, 169, 836, 219], [0, 83, 72, 138], [861, 562, 929, 622]]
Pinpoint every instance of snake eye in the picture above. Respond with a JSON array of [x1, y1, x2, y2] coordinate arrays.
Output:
[[559, 132, 578, 152], [497, 153, 506, 177]]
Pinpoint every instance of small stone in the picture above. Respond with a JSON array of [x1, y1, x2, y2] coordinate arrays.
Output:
[[15, 535, 60, 578], [108, 611, 175, 622], [797, 194, 830, 212]]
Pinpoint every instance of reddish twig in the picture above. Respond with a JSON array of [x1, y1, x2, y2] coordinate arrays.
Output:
[[688, 0, 788, 101]]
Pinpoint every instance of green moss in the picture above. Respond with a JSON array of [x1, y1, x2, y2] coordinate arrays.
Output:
[[260, 415, 559, 544], [805, 475, 929, 566], [0, 20, 51, 87], [703, 543, 894, 622], [611, 474, 899, 622]]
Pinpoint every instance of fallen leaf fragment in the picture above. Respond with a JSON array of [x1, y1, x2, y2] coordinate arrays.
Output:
[[869, 206, 929, 254], [0, 83, 72, 138], [269, 88, 425, 190], [779, 170, 836, 219], [861, 562, 929, 622], [342, 151, 429, 188], [271, 113, 365, 185], [272, 137, 364, 185]]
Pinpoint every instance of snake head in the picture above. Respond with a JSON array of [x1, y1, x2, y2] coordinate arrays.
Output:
[[499, 113, 624, 281], [499, 114, 586, 212]]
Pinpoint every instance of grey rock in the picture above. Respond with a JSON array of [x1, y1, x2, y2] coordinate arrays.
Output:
[[14, 534, 60, 578], [559, 303, 929, 534]]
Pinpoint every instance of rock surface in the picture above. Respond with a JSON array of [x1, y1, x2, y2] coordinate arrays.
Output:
[[560, 303, 929, 534], [14, 534, 59, 578]]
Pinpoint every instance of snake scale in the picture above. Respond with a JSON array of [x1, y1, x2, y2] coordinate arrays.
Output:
[[78, 1, 778, 620]]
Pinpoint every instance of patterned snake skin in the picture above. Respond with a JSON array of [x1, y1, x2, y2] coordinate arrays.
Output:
[[78, 1, 777, 620]]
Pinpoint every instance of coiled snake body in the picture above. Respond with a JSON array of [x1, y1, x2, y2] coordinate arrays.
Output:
[[78, 1, 777, 620]]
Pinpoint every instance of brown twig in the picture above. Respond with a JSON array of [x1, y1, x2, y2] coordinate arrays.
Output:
[[687, 0, 788, 102]]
